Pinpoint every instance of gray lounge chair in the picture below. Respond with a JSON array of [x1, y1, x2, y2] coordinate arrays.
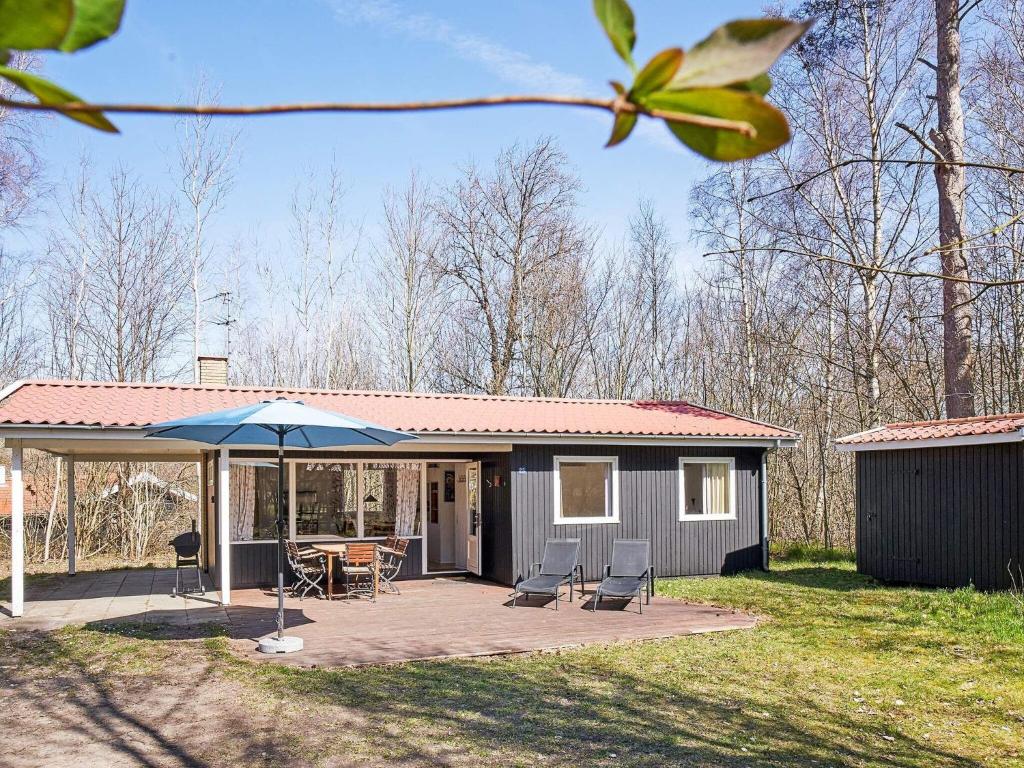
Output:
[[593, 539, 653, 613], [512, 538, 583, 609]]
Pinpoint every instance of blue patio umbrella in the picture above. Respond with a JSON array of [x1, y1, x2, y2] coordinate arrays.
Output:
[[145, 397, 416, 653]]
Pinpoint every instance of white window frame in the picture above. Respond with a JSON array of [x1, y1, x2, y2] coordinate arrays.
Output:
[[553, 455, 620, 525], [678, 457, 737, 521]]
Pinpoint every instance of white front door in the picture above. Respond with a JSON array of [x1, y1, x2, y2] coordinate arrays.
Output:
[[466, 462, 482, 576]]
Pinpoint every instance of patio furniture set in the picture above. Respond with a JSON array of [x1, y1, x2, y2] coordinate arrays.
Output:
[[513, 537, 654, 613], [181, 531, 651, 613], [290, 536, 653, 611], [285, 536, 410, 602]]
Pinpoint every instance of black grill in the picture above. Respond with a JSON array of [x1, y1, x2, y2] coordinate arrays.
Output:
[[168, 521, 204, 597], [170, 531, 201, 559]]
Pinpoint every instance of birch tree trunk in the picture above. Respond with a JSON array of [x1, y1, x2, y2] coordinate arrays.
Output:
[[42, 456, 62, 561], [933, 0, 976, 417]]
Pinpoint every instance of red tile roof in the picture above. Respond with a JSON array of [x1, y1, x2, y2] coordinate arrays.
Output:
[[836, 412, 1024, 446], [0, 380, 797, 440]]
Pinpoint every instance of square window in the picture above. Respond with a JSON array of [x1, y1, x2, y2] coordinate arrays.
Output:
[[679, 458, 736, 521], [554, 456, 619, 524]]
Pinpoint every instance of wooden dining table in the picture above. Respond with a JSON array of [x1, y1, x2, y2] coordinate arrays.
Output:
[[312, 543, 380, 600]]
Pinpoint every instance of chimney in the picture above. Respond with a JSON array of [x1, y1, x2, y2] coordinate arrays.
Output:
[[198, 356, 229, 386]]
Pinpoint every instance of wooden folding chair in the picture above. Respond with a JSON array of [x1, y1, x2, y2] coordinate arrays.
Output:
[[341, 542, 378, 600]]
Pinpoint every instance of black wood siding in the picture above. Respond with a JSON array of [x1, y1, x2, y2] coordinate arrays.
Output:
[[856, 443, 1024, 590], [225, 538, 424, 589], [479, 451, 514, 584], [507, 444, 764, 585]]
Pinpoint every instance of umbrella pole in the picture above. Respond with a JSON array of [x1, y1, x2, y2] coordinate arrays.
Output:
[[277, 430, 286, 640], [258, 427, 303, 654]]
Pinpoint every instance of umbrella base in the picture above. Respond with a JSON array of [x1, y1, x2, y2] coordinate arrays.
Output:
[[258, 635, 304, 654]]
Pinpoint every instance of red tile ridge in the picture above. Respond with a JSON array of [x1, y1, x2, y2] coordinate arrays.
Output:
[[4, 379, 661, 405]]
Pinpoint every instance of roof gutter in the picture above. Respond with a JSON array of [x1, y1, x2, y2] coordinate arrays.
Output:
[[414, 430, 800, 446], [757, 437, 786, 572], [0, 423, 800, 447], [835, 429, 1024, 452], [759, 449, 770, 571]]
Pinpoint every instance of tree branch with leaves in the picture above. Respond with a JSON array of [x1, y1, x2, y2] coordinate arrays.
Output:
[[0, 0, 811, 162]]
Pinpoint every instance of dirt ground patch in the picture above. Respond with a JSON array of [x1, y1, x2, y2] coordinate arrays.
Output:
[[0, 632, 309, 768]]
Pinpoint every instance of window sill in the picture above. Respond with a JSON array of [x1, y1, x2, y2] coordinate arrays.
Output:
[[553, 518, 620, 525], [679, 514, 736, 522]]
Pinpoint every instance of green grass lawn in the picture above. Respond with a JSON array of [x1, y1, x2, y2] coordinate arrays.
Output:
[[3, 556, 1023, 767]]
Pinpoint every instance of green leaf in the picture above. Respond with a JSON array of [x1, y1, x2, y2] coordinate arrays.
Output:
[[0, 50, 9, 66], [593, 0, 636, 69], [60, 0, 125, 51], [641, 88, 789, 161], [630, 48, 683, 97], [730, 73, 772, 96], [0, 0, 74, 50], [605, 111, 637, 148], [669, 18, 812, 91], [0, 66, 117, 132]]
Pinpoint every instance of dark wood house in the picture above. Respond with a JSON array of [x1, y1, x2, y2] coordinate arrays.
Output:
[[1, 379, 799, 614], [837, 414, 1024, 590]]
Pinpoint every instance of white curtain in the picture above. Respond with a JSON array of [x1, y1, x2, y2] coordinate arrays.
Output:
[[704, 463, 729, 515], [395, 466, 420, 536], [229, 465, 255, 541]]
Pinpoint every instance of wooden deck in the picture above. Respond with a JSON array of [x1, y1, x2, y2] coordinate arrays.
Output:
[[3, 569, 757, 666]]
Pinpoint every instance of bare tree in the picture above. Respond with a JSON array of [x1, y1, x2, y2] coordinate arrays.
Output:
[[774, 0, 934, 426], [0, 52, 44, 386], [176, 78, 238, 381], [0, 250, 38, 383], [0, 52, 43, 233], [236, 163, 376, 389], [372, 171, 444, 392], [434, 138, 587, 395], [46, 166, 191, 382], [586, 252, 645, 399], [628, 200, 681, 399], [519, 244, 598, 397]]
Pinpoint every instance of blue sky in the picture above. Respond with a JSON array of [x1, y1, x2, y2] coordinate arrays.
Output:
[[20, 0, 764, 266]]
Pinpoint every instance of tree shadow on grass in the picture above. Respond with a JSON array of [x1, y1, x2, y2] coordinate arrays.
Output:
[[1, 624, 990, 768], [252, 646, 982, 768]]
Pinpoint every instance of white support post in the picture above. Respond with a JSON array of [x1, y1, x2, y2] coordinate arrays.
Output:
[[10, 441, 24, 617], [356, 460, 364, 538], [66, 457, 76, 576], [287, 461, 296, 541], [420, 461, 428, 575], [218, 448, 231, 605]]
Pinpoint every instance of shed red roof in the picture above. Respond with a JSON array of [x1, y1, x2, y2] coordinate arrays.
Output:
[[836, 412, 1024, 446], [0, 380, 796, 440]]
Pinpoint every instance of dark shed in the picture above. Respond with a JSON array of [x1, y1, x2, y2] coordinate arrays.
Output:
[[837, 414, 1024, 590]]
